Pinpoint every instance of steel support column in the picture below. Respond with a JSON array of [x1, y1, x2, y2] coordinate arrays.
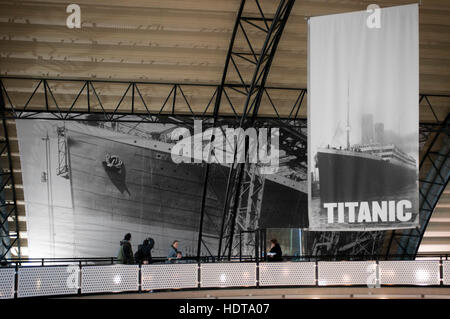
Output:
[[403, 113, 449, 257], [196, 0, 247, 260], [0, 88, 20, 260], [384, 103, 450, 258], [216, 0, 296, 260]]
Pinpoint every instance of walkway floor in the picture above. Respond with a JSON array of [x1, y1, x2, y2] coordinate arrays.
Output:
[[67, 287, 450, 299]]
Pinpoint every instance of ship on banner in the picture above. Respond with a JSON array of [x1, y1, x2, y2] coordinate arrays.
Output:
[[307, 4, 419, 231]]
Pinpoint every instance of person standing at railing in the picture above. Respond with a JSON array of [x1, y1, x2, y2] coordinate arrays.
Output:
[[166, 240, 180, 263], [267, 238, 283, 262], [117, 233, 134, 264], [135, 237, 154, 264]]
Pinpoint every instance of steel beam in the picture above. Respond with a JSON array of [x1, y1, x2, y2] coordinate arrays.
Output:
[[215, 0, 296, 260], [0, 88, 20, 260], [197, 0, 247, 261], [384, 109, 450, 259], [0, 76, 448, 131]]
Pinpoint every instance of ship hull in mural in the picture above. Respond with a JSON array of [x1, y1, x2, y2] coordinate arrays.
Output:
[[65, 122, 307, 256], [66, 126, 226, 256], [316, 147, 417, 204]]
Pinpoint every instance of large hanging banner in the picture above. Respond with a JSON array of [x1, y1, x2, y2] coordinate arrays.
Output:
[[308, 4, 419, 231]]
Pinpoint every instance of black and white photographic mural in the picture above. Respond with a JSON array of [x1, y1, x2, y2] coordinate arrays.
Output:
[[16, 117, 308, 258]]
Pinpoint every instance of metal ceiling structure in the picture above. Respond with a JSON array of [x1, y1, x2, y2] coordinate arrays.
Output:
[[0, 76, 307, 123], [385, 112, 450, 258], [1, 0, 450, 260], [196, 0, 296, 260]]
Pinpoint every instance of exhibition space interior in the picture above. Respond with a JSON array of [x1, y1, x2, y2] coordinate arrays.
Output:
[[0, 0, 450, 302]]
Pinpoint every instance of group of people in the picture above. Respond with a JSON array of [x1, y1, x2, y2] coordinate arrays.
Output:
[[117, 233, 283, 264], [117, 233, 182, 264]]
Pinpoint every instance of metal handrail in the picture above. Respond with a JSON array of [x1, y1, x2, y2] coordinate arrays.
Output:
[[2, 253, 448, 267], [0, 257, 448, 299]]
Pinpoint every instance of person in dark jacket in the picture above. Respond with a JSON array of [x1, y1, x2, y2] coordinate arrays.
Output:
[[134, 238, 154, 264], [117, 233, 134, 264], [267, 238, 282, 262], [166, 240, 179, 263]]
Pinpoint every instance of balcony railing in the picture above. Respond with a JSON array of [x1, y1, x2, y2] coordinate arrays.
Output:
[[0, 255, 449, 299]]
